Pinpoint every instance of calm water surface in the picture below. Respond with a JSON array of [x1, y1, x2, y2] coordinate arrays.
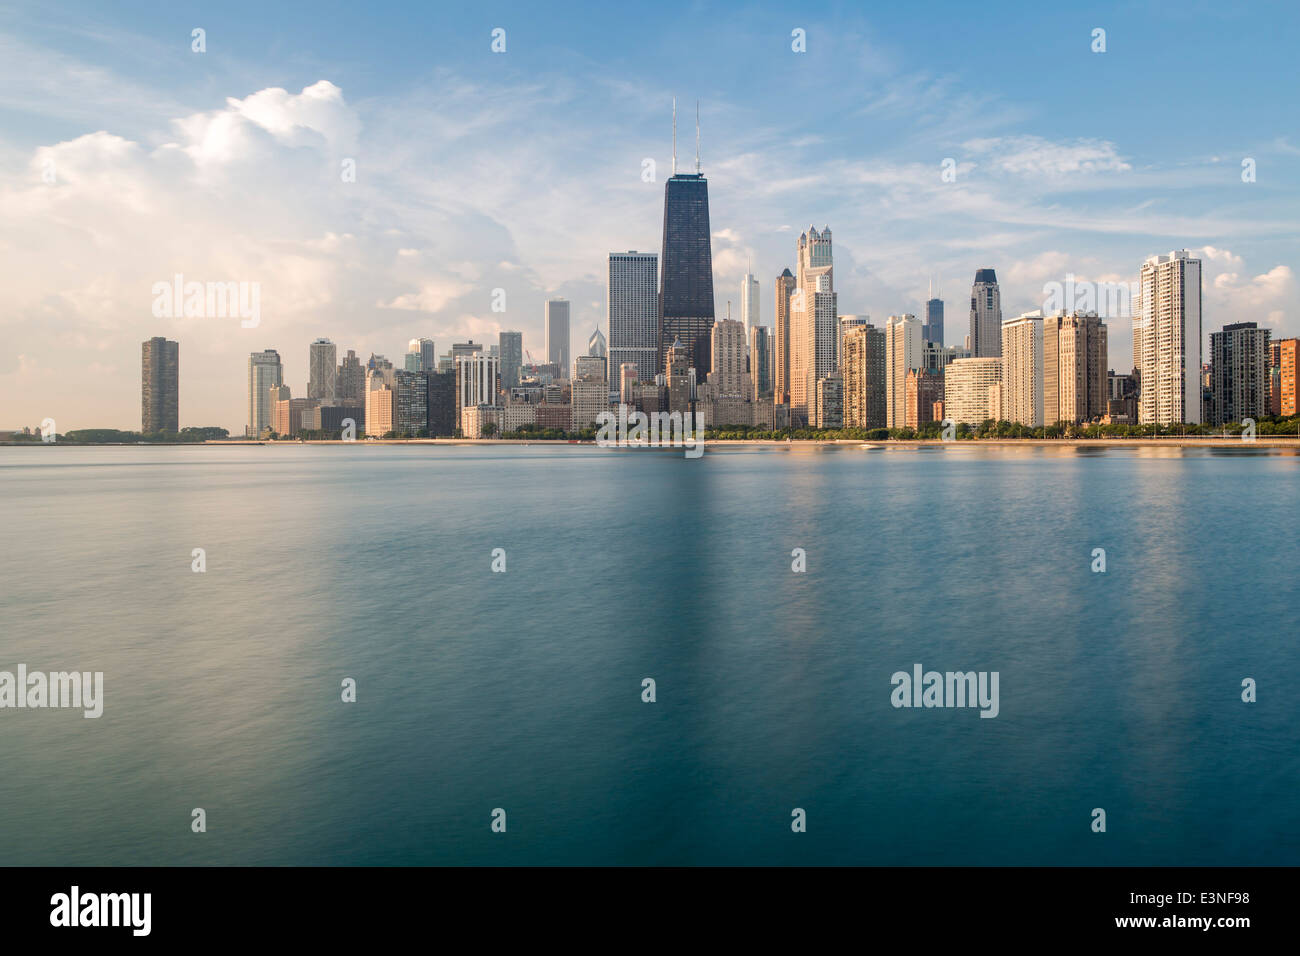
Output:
[[1, 443, 1297, 865]]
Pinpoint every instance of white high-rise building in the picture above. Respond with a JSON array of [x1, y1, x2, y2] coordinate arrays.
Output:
[[247, 349, 283, 437], [545, 299, 571, 377], [740, 272, 760, 341], [885, 314, 923, 428], [944, 357, 1003, 425], [607, 251, 659, 395], [1136, 250, 1202, 425], [1001, 312, 1044, 427]]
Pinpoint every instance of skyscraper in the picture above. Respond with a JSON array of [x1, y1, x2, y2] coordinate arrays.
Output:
[[842, 324, 887, 430], [1279, 339, 1300, 418], [587, 327, 606, 359], [394, 368, 428, 436], [749, 325, 772, 399], [247, 349, 283, 437], [1136, 250, 1202, 425], [309, 338, 338, 400], [1210, 322, 1271, 425], [709, 318, 748, 397], [338, 350, 365, 404], [659, 173, 715, 378], [1043, 311, 1108, 425], [944, 358, 1003, 425], [885, 314, 923, 429], [545, 299, 571, 377], [969, 269, 1002, 359], [790, 271, 838, 426], [796, 226, 833, 293], [774, 268, 796, 405], [455, 352, 500, 432], [499, 331, 523, 391], [839, 315, 869, 369], [405, 338, 435, 375], [1000, 311, 1044, 428], [141, 337, 179, 434], [607, 251, 660, 394], [666, 337, 692, 414], [924, 279, 944, 345], [740, 271, 760, 340]]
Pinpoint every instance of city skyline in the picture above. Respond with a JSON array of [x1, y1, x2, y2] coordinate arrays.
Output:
[[3, 2, 1299, 431]]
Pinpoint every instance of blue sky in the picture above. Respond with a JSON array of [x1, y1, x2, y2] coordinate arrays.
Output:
[[2, 0, 1297, 429]]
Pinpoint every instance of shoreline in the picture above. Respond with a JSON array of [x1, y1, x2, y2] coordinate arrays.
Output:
[[6, 436, 1300, 449]]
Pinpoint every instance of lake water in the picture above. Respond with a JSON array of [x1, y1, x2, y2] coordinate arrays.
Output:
[[1, 443, 1297, 865]]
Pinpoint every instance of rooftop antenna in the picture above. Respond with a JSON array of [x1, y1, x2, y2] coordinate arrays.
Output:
[[672, 97, 677, 175], [695, 100, 701, 174]]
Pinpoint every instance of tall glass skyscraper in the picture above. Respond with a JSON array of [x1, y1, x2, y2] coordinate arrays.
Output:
[[608, 251, 659, 394], [923, 279, 944, 346], [659, 173, 715, 377]]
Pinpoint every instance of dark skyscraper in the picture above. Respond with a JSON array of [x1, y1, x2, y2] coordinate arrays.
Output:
[[141, 336, 178, 433], [969, 268, 1002, 358], [923, 278, 944, 345], [659, 172, 715, 377]]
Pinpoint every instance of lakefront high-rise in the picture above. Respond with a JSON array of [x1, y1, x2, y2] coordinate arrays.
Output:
[[658, 101, 715, 378], [141, 336, 179, 434], [608, 251, 659, 391], [969, 269, 1002, 358], [1136, 250, 1202, 425]]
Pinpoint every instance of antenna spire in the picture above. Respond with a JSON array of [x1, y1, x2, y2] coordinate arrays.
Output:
[[672, 98, 677, 175], [695, 100, 701, 173]]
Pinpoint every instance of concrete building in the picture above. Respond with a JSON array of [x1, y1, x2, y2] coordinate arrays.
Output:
[[813, 374, 843, 429], [944, 357, 1003, 425], [1136, 250, 1202, 424], [709, 317, 748, 397], [1279, 339, 1300, 417], [774, 268, 796, 406], [365, 383, 395, 437], [885, 314, 923, 428], [790, 270, 837, 426], [1043, 311, 1108, 425], [1001, 311, 1044, 427], [1210, 321, 1272, 425], [338, 350, 365, 404], [571, 381, 610, 429], [905, 368, 944, 429], [141, 336, 179, 434], [455, 353, 500, 432], [666, 337, 692, 414], [574, 354, 606, 384], [842, 323, 887, 430]]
